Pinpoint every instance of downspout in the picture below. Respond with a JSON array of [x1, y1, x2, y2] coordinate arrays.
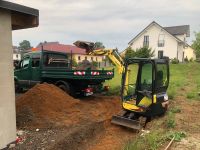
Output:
[[176, 42, 178, 60]]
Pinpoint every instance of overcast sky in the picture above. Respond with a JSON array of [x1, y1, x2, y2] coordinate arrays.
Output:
[[8, 0, 200, 51]]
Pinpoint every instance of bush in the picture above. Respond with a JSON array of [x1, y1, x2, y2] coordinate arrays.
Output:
[[189, 58, 194, 62], [171, 58, 179, 64], [184, 57, 189, 62], [195, 58, 200, 63], [125, 46, 154, 59], [92, 61, 98, 67]]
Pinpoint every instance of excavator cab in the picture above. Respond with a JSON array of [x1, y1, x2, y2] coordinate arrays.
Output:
[[112, 58, 169, 130]]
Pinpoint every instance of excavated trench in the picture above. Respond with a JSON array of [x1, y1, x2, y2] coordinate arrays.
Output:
[[15, 84, 136, 150]]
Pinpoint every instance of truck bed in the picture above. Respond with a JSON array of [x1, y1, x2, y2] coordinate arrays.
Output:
[[41, 68, 114, 80]]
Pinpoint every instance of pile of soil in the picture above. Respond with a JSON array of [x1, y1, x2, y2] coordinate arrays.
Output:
[[16, 83, 80, 128], [15, 83, 130, 150], [16, 83, 121, 129]]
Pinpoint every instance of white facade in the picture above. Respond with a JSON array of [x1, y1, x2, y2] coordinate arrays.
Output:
[[13, 53, 21, 61], [127, 22, 194, 62]]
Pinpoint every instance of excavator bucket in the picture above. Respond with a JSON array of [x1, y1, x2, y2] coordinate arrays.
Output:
[[111, 115, 141, 130], [73, 41, 95, 53]]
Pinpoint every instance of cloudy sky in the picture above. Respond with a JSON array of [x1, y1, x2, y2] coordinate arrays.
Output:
[[8, 0, 200, 51]]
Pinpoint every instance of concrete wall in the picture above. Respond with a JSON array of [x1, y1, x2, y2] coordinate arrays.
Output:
[[0, 9, 16, 149], [129, 24, 184, 62]]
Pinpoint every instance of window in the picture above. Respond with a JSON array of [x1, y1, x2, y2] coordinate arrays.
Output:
[[140, 63, 152, 91], [43, 53, 69, 67], [158, 51, 164, 59], [91, 57, 93, 61], [156, 64, 168, 88], [78, 56, 81, 61], [96, 57, 98, 61], [123, 64, 139, 97], [158, 34, 165, 47], [143, 35, 149, 47], [85, 56, 87, 60], [32, 58, 40, 67], [21, 57, 30, 68]]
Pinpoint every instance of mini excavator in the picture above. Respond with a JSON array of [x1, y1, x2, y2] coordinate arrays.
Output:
[[74, 41, 170, 130]]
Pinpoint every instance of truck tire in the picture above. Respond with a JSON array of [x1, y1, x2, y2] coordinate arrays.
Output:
[[57, 82, 76, 97], [15, 81, 23, 93]]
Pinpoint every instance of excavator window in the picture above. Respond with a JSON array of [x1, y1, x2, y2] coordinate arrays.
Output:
[[156, 64, 167, 87], [140, 63, 152, 91], [122, 64, 139, 100]]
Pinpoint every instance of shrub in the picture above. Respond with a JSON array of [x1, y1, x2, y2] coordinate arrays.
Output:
[[124, 46, 155, 59], [171, 58, 179, 64], [184, 57, 189, 62], [92, 61, 98, 67], [195, 58, 200, 63], [189, 58, 194, 62]]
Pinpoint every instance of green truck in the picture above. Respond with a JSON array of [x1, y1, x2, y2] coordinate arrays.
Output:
[[14, 50, 114, 96]]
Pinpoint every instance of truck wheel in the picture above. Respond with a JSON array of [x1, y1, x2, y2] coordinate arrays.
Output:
[[58, 83, 76, 97], [15, 81, 23, 93]]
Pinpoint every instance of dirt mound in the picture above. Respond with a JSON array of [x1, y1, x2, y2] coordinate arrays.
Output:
[[16, 83, 80, 128], [16, 83, 121, 129]]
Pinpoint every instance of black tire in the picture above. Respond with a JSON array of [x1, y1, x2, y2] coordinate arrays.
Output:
[[58, 83, 76, 97], [15, 81, 23, 93]]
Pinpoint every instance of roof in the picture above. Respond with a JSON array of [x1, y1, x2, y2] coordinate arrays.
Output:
[[164, 25, 190, 37], [128, 21, 188, 45], [0, 1, 39, 30], [34, 42, 86, 55]]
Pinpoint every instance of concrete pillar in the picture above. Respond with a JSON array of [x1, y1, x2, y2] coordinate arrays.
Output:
[[0, 9, 16, 149]]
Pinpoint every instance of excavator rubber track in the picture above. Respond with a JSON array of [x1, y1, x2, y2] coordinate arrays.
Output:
[[111, 115, 141, 130]]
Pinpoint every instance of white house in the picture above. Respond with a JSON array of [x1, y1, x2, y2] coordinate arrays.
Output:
[[124, 21, 196, 62], [13, 46, 21, 61]]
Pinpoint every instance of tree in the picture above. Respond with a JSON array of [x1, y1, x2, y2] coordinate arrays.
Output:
[[125, 46, 154, 59], [125, 47, 135, 59], [94, 42, 105, 49], [135, 46, 155, 58], [19, 40, 32, 51], [192, 31, 200, 58]]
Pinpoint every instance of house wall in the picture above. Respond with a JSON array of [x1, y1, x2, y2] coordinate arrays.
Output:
[[13, 53, 21, 61], [175, 34, 186, 41], [177, 43, 184, 62], [129, 24, 184, 62], [0, 9, 16, 149], [184, 46, 196, 60], [73, 54, 104, 63]]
